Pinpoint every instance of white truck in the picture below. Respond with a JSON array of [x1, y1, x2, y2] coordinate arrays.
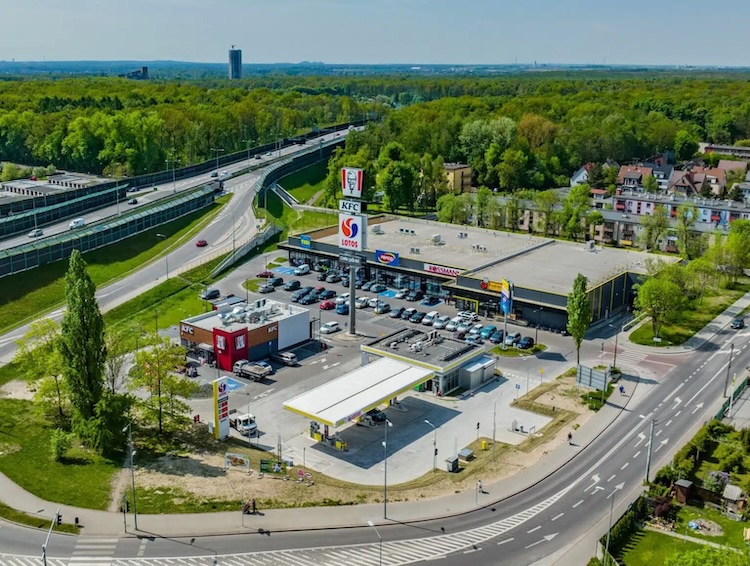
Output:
[[233, 359, 272, 381], [229, 413, 258, 436]]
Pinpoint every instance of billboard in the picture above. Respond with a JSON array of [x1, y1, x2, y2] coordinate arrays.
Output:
[[338, 213, 366, 251], [299, 235, 311, 249], [341, 168, 364, 199], [500, 278, 513, 316], [424, 263, 461, 278], [212, 377, 231, 440], [375, 250, 400, 266]]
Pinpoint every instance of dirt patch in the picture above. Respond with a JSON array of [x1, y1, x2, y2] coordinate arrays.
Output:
[[0, 380, 34, 401], [688, 518, 724, 536]]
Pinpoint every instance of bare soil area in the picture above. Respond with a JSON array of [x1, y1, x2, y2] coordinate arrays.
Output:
[[0, 379, 34, 401]]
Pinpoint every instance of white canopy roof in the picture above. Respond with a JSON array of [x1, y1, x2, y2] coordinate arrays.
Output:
[[283, 358, 434, 427]]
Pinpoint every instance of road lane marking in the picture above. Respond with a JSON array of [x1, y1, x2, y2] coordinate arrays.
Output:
[[607, 475, 616, 482], [665, 420, 672, 427], [633, 451, 641, 458], [662, 383, 683, 403], [620, 462, 629, 470], [497, 538, 514, 545], [527, 526, 541, 533], [572, 500, 583, 508], [551, 513, 564, 521], [655, 430, 662, 437]]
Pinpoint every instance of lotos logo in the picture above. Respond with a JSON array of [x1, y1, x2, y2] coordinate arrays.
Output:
[[341, 216, 359, 239], [218, 382, 228, 394]]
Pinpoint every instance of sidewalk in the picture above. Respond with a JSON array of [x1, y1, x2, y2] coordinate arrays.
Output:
[[0, 375, 644, 538]]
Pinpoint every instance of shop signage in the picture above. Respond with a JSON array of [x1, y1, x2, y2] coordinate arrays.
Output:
[[235, 334, 246, 350], [340, 254, 365, 266], [375, 250, 399, 266], [341, 167, 364, 198], [500, 278, 514, 316], [212, 377, 230, 440], [299, 235, 312, 249], [216, 335, 227, 351], [479, 278, 503, 293], [267, 325, 278, 333], [181, 324, 194, 335], [424, 263, 461, 278], [339, 199, 365, 214], [338, 213, 367, 251]]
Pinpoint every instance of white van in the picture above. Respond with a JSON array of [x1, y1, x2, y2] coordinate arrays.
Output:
[[69, 218, 85, 230], [294, 264, 310, 276], [422, 311, 439, 326]]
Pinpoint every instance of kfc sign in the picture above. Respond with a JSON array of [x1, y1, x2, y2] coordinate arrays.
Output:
[[338, 213, 366, 251], [181, 324, 194, 335], [267, 325, 278, 333], [341, 167, 364, 198], [423, 263, 461, 278]]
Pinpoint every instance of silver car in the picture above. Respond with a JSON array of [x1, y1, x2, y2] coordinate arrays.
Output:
[[445, 317, 463, 332], [456, 321, 473, 334], [432, 315, 451, 329]]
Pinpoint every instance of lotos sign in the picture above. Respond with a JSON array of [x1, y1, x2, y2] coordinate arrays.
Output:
[[423, 263, 461, 278], [338, 213, 366, 251], [375, 250, 400, 266], [341, 167, 364, 198]]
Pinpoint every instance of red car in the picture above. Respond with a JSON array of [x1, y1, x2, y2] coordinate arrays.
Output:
[[257, 270, 274, 278], [320, 300, 336, 310], [195, 239, 208, 247]]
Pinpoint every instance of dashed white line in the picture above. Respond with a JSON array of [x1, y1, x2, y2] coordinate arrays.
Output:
[[572, 500, 583, 508], [665, 420, 672, 427], [607, 474, 616, 482], [633, 451, 641, 459], [497, 538, 514, 545], [621, 462, 629, 470], [675, 411, 681, 417], [527, 526, 541, 534], [551, 513, 564, 521], [655, 430, 662, 437]]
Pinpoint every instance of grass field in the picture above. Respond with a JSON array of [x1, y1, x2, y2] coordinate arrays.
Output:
[[630, 279, 750, 346], [261, 190, 335, 236], [277, 161, 327, 205], [618, 529, 701, 565], [0, 501, 79, 534], [673, 503, 749, 549], [0, 199, 227, 334]]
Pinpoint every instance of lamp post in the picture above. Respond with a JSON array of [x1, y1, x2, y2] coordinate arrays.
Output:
[[382, 418, 393, 518], [533, 307, 543, 344], [156, 233, 168, 280], [210, 147, 225, 173], [608, 323, 621, 369], [367, 521, 383, 566], [424, 419, 437, 473], [492, 393, 502, 455], [171, 155, 179, 193], [243, 138, 253, 162], [122, 422, 138, 531]]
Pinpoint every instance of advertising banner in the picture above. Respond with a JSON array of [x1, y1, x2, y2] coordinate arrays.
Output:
[[338, 213, 367, 252], [480, 278, 503, 293], [260, 460, 288, 474], [500, 278, 514, 316], [423, 263, 461, 278], [375, 250, 400, 266], [212, 377, 230, 440], [341, 167, 364, 199], [339, 200, 364, 214], [224, 452, 251, 471], [299, 235, 312, 249]]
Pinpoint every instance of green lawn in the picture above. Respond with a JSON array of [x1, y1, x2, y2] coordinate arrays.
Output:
[[277, 161, 327, 205], [491, 344, 547, 357], [618, 529, 702, 566], [0, 199, 227, 334], [630, 279, 750, 346], [260, 190, 336, 236], [244, 278, 264, 292], [0, 501, 79, 534], [0, 398, 120, 510], [673, 504, 749, 549]]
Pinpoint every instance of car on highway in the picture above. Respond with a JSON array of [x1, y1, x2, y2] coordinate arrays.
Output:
[[320, 300, 336, 310], [255, 154, 262, 160], [468, 323, 484, 336], [195, 239, 209, 247], [390, 306, 405, 319], [210, 171, 219, 178], [257, 270, 274, 278], [432, 315, 451, 329], [480, 325, 498, 339], [258, 283, 274, 293], [219, 170, 229, 179], [374, 302, 391, 314], [489, 330, 505, 344], [370, 283, 387, 293], [394, 289, 409, 300], [326, 272, 342, 283], [445, 316, 463, 332], [355, 296, 370, 309], [505, 332, 522, 346], [127, 198, 138, 205], [420, 296, 440, 307], [266, 151, 273, 157], [409, 311, 427, 324], [318, 289, 337, 300], [401, 307, 417, 320], [406, 290, 424, 302], [269, 277, 284, 287], [320, 321, 340, 334], [336, 303, 349, 315], [517, 336, 535, 349], [336, 293, 350, 304], [368, 297, 381, 308], [299, 294, 318, 305], [283, 280, 301, 291], [731, 317, 745, 329], [27, 228, 44, 238]]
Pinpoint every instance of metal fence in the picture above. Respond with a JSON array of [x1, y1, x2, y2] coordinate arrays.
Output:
[[0, 186, 215, 278], [716, 376, 749, 420]]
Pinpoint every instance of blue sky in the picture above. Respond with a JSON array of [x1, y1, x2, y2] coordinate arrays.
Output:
[[2, 0, 749, 66]]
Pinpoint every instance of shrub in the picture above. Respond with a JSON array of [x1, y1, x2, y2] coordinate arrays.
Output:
[[653, 496, 673, 518], [704, 470, 730, 493], [49, 428, 73, 461], [653, 465, 678, 487]]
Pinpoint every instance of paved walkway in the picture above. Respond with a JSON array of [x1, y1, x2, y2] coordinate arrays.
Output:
[[643, 525, 743, 551]]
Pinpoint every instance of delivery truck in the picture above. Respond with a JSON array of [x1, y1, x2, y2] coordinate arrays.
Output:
[[229, 413, 258, 436]]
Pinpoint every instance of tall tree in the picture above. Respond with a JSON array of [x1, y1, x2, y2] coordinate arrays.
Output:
[[475, 187, 493, 227], [675, 202, 697, 258], [566, 274, 592, 365], [378, 160, 417, 212], [725, 219, 750, 285], [643, 174, 659, 193], [674, 129, 699, 161], [634, 277, 683, 338], [497, 148, 528, 191], [534, 189, 560, 236], [59, 250, 107, 422], [641, 205, 669, 250]]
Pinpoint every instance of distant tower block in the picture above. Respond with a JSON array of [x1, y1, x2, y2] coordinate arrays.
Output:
[[228, 45, 242, 79]]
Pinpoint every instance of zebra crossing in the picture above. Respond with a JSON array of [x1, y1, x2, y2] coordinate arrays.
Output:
[[68, 537, 118, 566]]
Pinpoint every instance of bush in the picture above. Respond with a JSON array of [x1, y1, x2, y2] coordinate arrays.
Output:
[[653, 465, 678, 487], [704, 470, 730, 493], [49, 428, 73, 461], [653, 496, 673, 518], [715, 444, 745, 473]]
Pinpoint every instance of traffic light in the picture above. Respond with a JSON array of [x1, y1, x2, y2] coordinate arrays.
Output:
[[56, 513, 62, 526]]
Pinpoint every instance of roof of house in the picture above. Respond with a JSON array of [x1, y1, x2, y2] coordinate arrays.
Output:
[[722, 484, 743, 501], [718, 160, 748, 173], [675, 479, 693, 488], [618, 165, 653, 184], [443, 162, 470, 171]]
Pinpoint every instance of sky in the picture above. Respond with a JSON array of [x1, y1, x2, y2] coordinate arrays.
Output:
[[2, 0, 749, 67]]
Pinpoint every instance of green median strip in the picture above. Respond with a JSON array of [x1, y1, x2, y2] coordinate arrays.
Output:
[[0, 501, 80, 534]]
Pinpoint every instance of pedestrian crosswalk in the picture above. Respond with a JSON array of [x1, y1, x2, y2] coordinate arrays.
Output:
[[69, 537, 118, 566]]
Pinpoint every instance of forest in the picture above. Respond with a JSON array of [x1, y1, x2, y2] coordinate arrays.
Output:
[[3, 73, 750, 185]]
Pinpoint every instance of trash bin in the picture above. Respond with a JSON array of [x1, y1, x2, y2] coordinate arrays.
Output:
[[445, 457, 459, 473], [481, 440, 487, 451]]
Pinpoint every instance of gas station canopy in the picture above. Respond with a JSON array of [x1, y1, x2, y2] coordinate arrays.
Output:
[[283, 358, 434, 428]]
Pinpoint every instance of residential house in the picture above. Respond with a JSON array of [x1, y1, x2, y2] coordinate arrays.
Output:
[[692, 166, 726, 196], [699, 142, 750, 160], [669, 169, 704, 196], [617, 165, 653, 190], [644, 151, 675, 166], [590, 188, 609, 208], [644, 162, 674, 192], [717, 160, 748, 176], [570, 163, 594, 187], [443, 163, 472, 194]]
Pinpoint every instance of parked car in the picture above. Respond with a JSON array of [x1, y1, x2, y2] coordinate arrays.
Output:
[[326, 272, 342, 283], [312, 286, 326, 296], [517, 336, 535, 349], [480, 325, 497, 339], [445, 316, 463, 332], [432, 315, 451, 329], [367, 296, 381, 308], [466, 335, 484, 346], [458, 310, 479, 321], [390, 306, 405, 319], [420, 296, 440, 307], [316, 271, 328, 281], [354, 279, 365, 289], [336, 293, 350, 305], [27, 228, 43, 238], [456, 321, 473, 334], [374, 302, 391, 314], [271, 351, 298, 366], [731, 317, 745, 329], [401, 307, 417, 320], [195, 239, 208, 247], [299, 294, 318, 305], [422, 311, 439, 326], [468, 323, 484, 336], [320, 300, 336, 310], [362, 280, 377, 291], [127, 198, 138, 205], [489, 330, 505, 344], [355, 296, 370, 309], [269, 277, 284, 287], [406, 290, 424, 302], [453, 331, 466, 341], [293, 264, 311, 276], [258, 283, 275, 293], [505, 332, 521, 346], [371, 283, 387, 293], [410, 311, 427, 324], [320, 321, 340, 334], [199, 287, 220, 300], [255, 360, 274, 374], [395, 289, 409, 299], [257, 270, 274, 278], [336, 303, 349, 315], [366, 408, 387, 423], [283, 280, 301, 291], [318, 289, 337, 300], [291, 287, 313, 302], [341, 278, 350, 287]]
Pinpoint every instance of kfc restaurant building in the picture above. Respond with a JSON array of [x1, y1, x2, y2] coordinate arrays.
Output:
[[178, 299, 310, 371]]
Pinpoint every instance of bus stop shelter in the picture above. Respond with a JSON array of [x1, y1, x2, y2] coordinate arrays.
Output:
[[283, 358, 434, 449]]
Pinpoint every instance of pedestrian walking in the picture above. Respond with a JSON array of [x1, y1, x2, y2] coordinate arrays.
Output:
[[567, 432, 573, 445], [619, 384, 625, 396], [251, 498, 257, 514], [477, 480, 483, 494]]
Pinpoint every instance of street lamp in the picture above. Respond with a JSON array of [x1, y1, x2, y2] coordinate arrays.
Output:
[[243, 138, 253, 162], [608, 323, 621, 369], [382, 418, 393, 518], [492, 393, 503, 455], [367, 521, 383, 566], [533, 307, 543, 344], [122, 422, 138, 531], [210, 147, 225, 173], [156, 234, 168, 280], [424, 419, 437, 473]]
